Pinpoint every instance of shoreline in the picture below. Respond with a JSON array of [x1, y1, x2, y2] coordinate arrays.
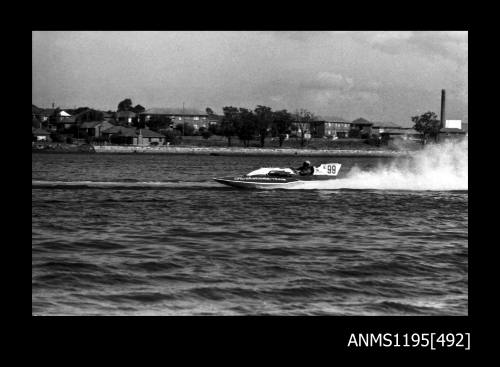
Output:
[[92, 145, 409, 157], [32, 143, 413, 157]]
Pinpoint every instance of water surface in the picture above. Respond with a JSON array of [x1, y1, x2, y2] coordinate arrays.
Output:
[[32, 153, 468, 315]]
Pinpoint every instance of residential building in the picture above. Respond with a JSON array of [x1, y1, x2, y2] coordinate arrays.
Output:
[[32, 127, 51, 141], [371, 121, 405, 134], [207, 114, 223, 126], [380, 128, 422, 141], [350, 118, 373, 137], [291, 120, 311, 137], [32, 105, 44, 121], [102, 111, 116, 124], [101, 126, 166, 146], [116, 110, 136, 125], [139, 108, 209, 130], [79, 121, 115, 138], [314, 116, 352, 138], [57, 108, 104, 131], [380, 128, 423, 148], [40, 109, 72, 131]]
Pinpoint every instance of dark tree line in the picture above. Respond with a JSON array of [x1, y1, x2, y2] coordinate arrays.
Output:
[[216, 105, 294, 147]]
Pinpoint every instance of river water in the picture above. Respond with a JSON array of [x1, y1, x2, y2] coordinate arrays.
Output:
[[32, 142, 468, 315]]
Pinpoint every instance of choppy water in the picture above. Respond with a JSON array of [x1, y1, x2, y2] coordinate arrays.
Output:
[[32, 143, 468, 315]]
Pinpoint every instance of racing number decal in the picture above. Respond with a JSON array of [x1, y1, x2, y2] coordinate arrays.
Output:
[[327, 165, 336, 174]]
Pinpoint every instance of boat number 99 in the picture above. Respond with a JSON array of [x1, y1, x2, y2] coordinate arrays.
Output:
[[326, 165, 336, 174]]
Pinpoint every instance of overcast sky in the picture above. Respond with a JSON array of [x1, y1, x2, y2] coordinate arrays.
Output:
[[32, 31, 467, 125]]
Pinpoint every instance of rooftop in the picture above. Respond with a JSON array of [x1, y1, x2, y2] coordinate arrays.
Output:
[[351, 117, 372, 126], [32, 127, 51, 135], [372, 121, 403, 129], [139, 129, 165, 138], [101, 126, 164, 138], [141, 107, 207, 116], [80, 121, 109, 129], [381, 128, 421, 135], [116, 110, 137, 117], [316, 116, 350, 123], [102, 126, 136, 136]]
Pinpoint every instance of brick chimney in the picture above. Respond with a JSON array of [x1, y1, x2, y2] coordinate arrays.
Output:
[[440, 89, 446, 129]]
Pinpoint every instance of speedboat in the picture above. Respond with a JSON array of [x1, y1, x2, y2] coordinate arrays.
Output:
[[213, 163, 341, 189]]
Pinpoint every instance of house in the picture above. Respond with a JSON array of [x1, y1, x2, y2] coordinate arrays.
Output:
[[32, 105, 43, 128], [57, 108, 105, 131], [101, 126, 136, 144], [116, 110, 136, 125], [32, 127, 51, 141], [32, 105, 44, 121], [139, 108, 209, 131], [79, 121, 115, 138], [371, 121, 405, 134], [349, 117, 373, 138], [38, 108, 56, 120], [102, 111, 116, 124], [207, 114, 223, 126], [380, 128, 422, 141], [379, 128, 423, 148], [350, 118, 373, 137], [291, 120, 311, 137], [314, 116, 352, 138], [37, 108, 72, 131], [33, 107, 70, 124], [101, 126, 166, 146], [139, 128, 166, 145]]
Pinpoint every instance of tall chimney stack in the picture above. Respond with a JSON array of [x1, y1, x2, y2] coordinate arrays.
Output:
[[440, 89, 446, 129]]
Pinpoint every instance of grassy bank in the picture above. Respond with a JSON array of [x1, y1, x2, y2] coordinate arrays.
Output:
[[33, 138, 418, 157], [91, 145, 409, 157]]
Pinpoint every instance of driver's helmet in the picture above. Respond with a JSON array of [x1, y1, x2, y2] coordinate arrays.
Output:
[[303, 161, 311, 167]]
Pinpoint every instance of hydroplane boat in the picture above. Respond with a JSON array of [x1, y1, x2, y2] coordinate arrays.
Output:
[[213, 162, 341, 189]]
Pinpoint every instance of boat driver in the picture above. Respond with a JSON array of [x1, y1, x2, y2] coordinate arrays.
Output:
[[295, 161, 314, 176]]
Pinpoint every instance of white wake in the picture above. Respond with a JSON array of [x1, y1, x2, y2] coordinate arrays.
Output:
[[287, 139, 468, 191]]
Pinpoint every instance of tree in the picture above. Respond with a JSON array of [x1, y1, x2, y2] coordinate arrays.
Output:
[[117, 98, 133, 111], [272, 109, 293, 147], [208, 123, 221, 135], [175, 123, 194, 136], [206, 107, 214, 115], [221, 106, 239, 146], [235, 108, 256, 147], [199, 126, 213, 139], [146, 116, 171, 132], [254, 105, 273, 147], [294, 109, 315, 147], [164, 128, 181, 144], [412, 111, 441, 144]]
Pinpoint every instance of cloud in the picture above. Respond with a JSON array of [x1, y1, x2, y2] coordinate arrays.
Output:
[[300, 71, 354, 91], [352, 31, 468, 63]]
